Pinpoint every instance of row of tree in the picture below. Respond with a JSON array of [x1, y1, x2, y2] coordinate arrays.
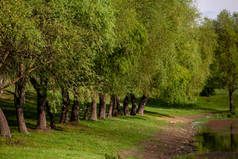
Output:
[[0, 0, 236, 138]]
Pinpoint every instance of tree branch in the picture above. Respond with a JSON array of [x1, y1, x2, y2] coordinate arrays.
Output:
[[0, 60, 53, 89], [0, 52, 10, 68]]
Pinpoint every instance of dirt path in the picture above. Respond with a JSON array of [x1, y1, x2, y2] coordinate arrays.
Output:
[[120, 115, 211, 159]]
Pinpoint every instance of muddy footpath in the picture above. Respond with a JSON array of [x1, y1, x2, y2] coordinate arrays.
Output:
[[120, 115, 210, 159]]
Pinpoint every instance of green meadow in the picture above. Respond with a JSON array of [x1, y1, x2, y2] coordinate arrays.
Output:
[[0, 89, 236, 159]]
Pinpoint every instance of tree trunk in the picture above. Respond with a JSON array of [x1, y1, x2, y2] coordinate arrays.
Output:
[[130, 94, 137, 116], [30, 77, 48, 130], [90, 96, 97, 121], [70, 94, 80, 122], [229, 88, 235, 113], [14, 76, 28, 134], [46, 101, 55, 128], [230, 124, 234, 151], [99, 94, 106, 119], [84, 102, 90, 120], [116, 96, 122, 116], [0, 107, 11, 138], [36, 87, 47, 129], [112, 95, 117, 116], [0, 78, 5, 96], [123, 95, 130, 116], [137, 95, 149, 116], [108, 95, 113, 118], [60, 87, 70, 124]]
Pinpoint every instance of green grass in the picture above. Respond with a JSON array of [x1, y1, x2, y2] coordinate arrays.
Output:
[[0, 89, 237, 159]]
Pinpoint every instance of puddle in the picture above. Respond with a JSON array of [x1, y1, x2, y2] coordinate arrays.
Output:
[[192, 120, 238, 159]]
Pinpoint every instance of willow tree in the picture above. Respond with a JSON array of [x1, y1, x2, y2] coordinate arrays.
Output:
[[131, 0, 164, 115], [24, 0, 78, 130], [198, 18, 218, 97], [213, 10, 238, 112], [100, 0, 148, 117], [28, 0, 116, 125], [90, 0, 147, 118], [0, 0, 46, 136], [64, 0, 115, 121], [131, 0, 215, 117], [146, 0, 214, 105]]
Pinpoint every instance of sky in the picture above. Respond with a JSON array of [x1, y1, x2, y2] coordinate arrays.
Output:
[[196, 0, 238, 19]]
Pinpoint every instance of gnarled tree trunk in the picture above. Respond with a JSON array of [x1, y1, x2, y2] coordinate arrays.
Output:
[[108, 95, 114, 118], [60, 87, 70, 124], [70, 93, 80, 122], [116, 96, 121, 116], [99, 94, 106, 119], [36, 90, 47, 129], [229, 88, 235, 113], [84, 102, 90, 120], [130, 94, 137, 116], [112, 95, 117, 116], [0, 107, 11, 138], [46, 101, 55, 128], [30, 77, 48, 130], [90, 95, 97, 121], [137, 95, 149, 116], [14, 75, 28, 134], [123, 95, 130, 116]]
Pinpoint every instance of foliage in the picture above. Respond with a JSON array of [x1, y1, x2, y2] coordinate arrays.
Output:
[[105, 153, 122, 159], [212, 10, 238, 91], [0, 0, 217, 103], [0, 0, 45, 84]]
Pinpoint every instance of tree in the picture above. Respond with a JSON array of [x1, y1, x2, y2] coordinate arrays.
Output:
[[70, 88, 80, 122], [14, 64, 28, 134], [99, 94, 107, 119], [103, 0, 148, 117], [28, 0, 73, 129], [213, 10, 238, 112], [0, 0, 46, 136], [123, 95, 130, 116], [199, 18, 218, 97], [0, 108, 11, 138]]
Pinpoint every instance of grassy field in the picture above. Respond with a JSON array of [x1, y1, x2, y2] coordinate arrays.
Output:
[[0, 89, 237, 159]]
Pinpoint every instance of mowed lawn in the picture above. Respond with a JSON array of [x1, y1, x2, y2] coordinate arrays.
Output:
[[0, 89, 236, 159]]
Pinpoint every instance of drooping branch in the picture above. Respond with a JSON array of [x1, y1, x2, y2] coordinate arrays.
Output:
[[0, 60, 53, 89], [0, 52, 10, 68]]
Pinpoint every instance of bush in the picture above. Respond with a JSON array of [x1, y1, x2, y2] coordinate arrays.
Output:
[[105, 153, 123, 159], [200, 85, 215, 97]]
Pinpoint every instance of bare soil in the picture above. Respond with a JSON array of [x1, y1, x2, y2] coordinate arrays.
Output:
[[120, 115, 211, 159]]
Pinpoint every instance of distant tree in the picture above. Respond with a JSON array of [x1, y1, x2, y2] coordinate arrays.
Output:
[[133, 0, 211, 115], [213, 10, 238, 112], [199, 18, 218, 97]]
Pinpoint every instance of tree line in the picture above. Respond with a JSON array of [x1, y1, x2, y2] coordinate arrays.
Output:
[[0, 0, 237, 138]]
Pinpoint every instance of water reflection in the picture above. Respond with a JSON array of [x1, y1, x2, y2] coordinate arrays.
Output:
[[194, 120, 238, 159]]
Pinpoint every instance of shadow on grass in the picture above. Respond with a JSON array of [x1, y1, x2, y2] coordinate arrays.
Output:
[[0, 90, 228, 134], [144, 110, 172, 118]]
